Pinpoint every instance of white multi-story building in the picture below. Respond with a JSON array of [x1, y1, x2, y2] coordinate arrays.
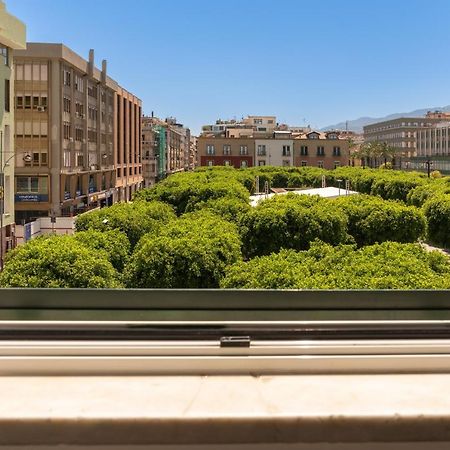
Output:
[[255, 131, 294, 167]]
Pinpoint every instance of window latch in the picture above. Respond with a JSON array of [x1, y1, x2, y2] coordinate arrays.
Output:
[[220, 336, 251, 348]]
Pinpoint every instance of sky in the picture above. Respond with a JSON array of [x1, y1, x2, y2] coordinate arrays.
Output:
[[7, 0, 450, 134]]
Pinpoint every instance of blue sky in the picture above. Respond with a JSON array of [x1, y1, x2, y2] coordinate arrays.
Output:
[[7, 0, 450, 134]]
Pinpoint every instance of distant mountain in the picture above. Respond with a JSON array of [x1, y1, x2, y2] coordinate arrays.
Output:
[[322, 106, 450, 133]]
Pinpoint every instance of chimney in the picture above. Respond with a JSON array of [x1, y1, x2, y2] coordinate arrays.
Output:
[[101, 59, 107, 84], [88, 49, 94, 77]]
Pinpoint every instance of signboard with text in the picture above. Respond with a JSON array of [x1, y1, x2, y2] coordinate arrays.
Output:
[[15, 194, 49, 203]]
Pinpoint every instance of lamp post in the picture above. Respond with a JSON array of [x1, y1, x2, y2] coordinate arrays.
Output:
[[425, 158, 433, 178], [0, 149, 32, 270]]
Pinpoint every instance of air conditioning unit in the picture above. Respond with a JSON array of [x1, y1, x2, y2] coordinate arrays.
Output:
[[37, 106, 46, 112], [80, 113, 85, 119]]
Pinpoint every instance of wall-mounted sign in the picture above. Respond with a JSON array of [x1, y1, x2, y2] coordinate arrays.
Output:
[[15, 194, 49, 202]]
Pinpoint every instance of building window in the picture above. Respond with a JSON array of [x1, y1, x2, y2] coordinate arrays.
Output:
[[206, 145, 215, 155], [300, 145, 308, 156], [88, 83, 98, 99], [76, 154, 84, 167], [63, 69, 71, 87], [223, 145, 231, 155], [0, 46, 9, 66], [63, 122, 71, 140], [75, 128, 84, 142], [74, 74, 84, 93], [240, 145, 248, 155], [240, 160, 248, 168], [16, 176, 48, 194], [282, 160, 290, 167], [63, 97, 71, 113], [88, 129, 97, 143], [257, 145, 266, 156], [317, 146, 325, 156], [282, 145, 291, 156], [75, 102, 84, 118], [318, 161, 324, 168], [334, 161, 341, 169], [308, 133, 319, 140], [333, 146, 341, 156], [254, 118, 263, 124], [301, 161, 307, 167], [4, 79, 10, 112], [207, 160, 214, 167], [224, 160, 231, 166], [258, 160, 266, 166]]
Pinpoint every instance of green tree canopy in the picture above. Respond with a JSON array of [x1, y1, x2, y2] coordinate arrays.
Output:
[[0, 235, 122, 288], [75, 201, 176, 247], [124, 211, 242, 288]]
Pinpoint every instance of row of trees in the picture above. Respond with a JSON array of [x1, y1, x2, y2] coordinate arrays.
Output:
[[1, 166, 449, 289], [221, 241, 450, 290], [349, 140, 397, 168]]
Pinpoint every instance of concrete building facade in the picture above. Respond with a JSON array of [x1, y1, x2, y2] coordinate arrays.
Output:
[[0, 0, 26, 265], [255, 132, 294, 167], [13, 43, 142, 222], [142, 115, 192, 186], [412, 122, 450, 173], [198, 136, 254, 168], [363, 117, 444, 159], [293, 131, 349, 169]]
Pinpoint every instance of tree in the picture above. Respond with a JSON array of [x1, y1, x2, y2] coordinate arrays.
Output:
[[124, 211, 242, 288], [73, 229, 131, 272], [75, 201, 176, 248], [221, 241, 450, 290], [0, 235, 122, 288]]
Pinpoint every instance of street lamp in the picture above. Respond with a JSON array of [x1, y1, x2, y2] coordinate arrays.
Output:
[[336, 179, 343, 196], [425, 158, 433, 178], [0, 148, 32, 270]]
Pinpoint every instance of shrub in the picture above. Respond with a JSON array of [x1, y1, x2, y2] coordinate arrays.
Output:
[[135, 171, 249, 214], [0, 235, 121, 288], [239, 194, 349, 258], [335, 195, 426, 246], [185, 197, 251, 223], [124, 211, 242, 288], [424, 194, 450, 247], [407, 180, 450, 207], [431, 170, 442, 179], [221, 241, 450, 289], [75, 201, 176, 247], [73, 229, 131, 272]]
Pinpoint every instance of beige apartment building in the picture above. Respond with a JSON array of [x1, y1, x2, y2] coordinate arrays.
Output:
[[0, 0, 26, 266], [115, 85, 142, 202], [363, 117, 444, 159], [255, 131, 294, 167], [293, 130, 349, 169], [13, 43, 142, 222]]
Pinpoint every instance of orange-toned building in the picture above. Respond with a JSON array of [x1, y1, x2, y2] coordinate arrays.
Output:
[[293, 131, 349, 169]]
